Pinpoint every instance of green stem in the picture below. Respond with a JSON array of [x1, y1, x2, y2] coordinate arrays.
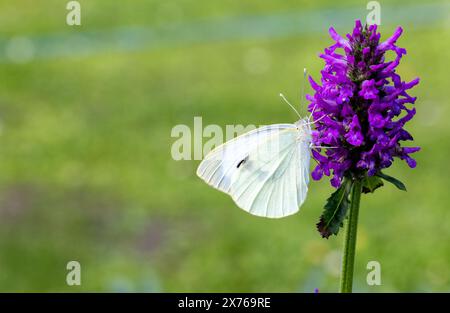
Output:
[[339, 179, 362, 293]]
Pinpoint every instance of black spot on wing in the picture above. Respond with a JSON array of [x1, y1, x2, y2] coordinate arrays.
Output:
[[236, 156, 249, 168]]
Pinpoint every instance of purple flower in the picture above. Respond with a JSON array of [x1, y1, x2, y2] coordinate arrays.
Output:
[[308, 21, 420, 187], [345, 115, 364, 146], [359, 79, 379, 99]]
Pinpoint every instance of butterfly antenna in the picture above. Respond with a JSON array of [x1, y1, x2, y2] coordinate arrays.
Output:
[[308, 103, 317, 122], [301, 68, 307, 112], [279, 93, 301, 118], [305, 112, 326, 125]]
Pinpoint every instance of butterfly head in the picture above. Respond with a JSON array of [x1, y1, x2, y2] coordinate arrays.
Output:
[[295, 118, 312, 142]]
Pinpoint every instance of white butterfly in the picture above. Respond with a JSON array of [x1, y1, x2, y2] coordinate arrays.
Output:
[[197, 93, 323, 218]]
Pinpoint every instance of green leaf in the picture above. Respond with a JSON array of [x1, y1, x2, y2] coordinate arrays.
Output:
[[317, 178, 353, 238], [362, 175, 384, 194], [376, 172, 407, 191]]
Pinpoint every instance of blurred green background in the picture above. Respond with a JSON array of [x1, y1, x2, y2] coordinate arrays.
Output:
[[0, 0, 448, 292]]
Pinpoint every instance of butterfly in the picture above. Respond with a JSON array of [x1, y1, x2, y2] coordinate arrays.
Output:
[[197, 93, 326, 218]]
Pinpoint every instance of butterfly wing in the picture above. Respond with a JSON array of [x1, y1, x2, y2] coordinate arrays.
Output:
[[196, 124, 296, 193], [197, 123, 311, 218], [229, 128, 310, 218]]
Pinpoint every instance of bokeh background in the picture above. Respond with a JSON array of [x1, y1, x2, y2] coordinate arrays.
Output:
[[0, 0, 448, 292]]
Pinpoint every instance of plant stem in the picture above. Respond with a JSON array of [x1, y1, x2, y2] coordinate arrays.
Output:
[[339, 179, 362, 293]]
